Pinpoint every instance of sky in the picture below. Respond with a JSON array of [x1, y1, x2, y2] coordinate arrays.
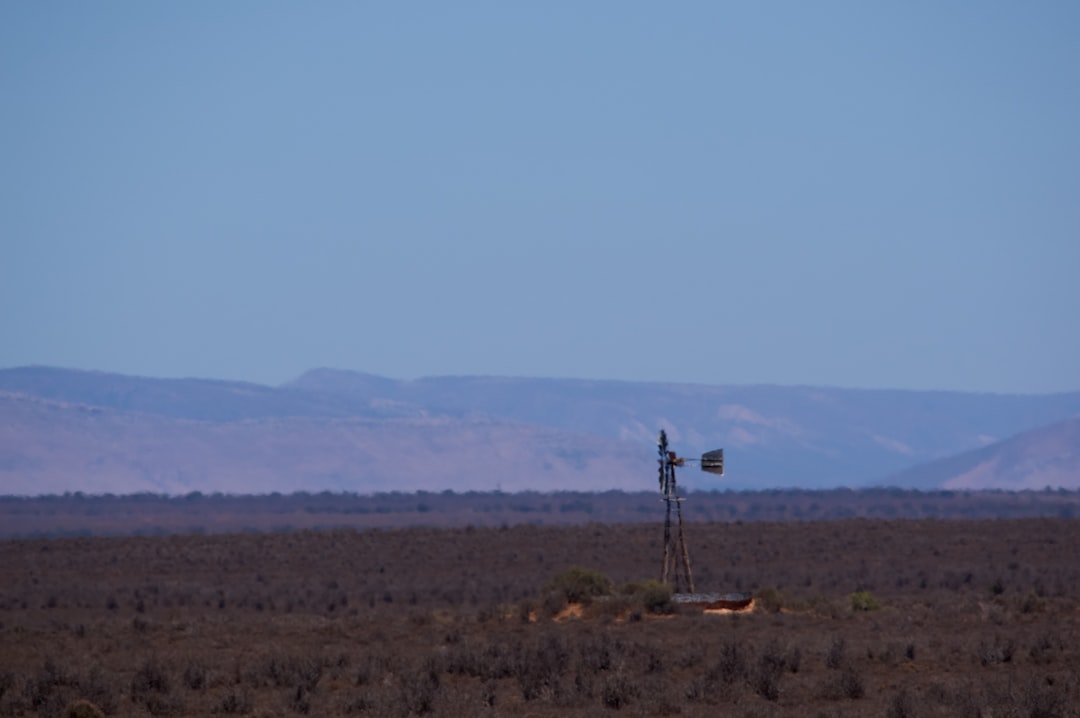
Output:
[[2, 2, 1078, 394]]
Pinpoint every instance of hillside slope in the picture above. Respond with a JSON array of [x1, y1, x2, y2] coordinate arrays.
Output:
[[0, 391, 649, 495], [884, 417, 1080, 490], [286, 368, 1080, 487], [2, 366, 1079, 494]]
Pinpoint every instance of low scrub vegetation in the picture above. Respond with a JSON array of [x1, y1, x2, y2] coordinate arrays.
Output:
[[849, 590, 882, 611], [543, 566, 613, 605], [1, 518, 1079, 716]]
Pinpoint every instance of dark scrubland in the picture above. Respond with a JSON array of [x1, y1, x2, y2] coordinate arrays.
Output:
[[3, 488, 1080, 539], [1, 518, 1079, 717]]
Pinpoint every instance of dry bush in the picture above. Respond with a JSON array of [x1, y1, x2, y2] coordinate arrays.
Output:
[[750, 651, 784, 701], [818, 665, 865, 701], [824, 636, 846, 669], [976, 635, 1015, 666], [884, 688, 917, 718], [0, 670, 13, 703], [75, 667, 118, 715], [253, 652, 324, 691], [5, 518, 1080, 717], [131, 656, 183, 716], [586, 593, 634, 620], [600, 670, 639, 709], [697, 638, 747, 701], [64, 699, 106, 718], [515, 633, 568, 702], [215, 688, 252, 715], [182, 657, 208, 690], [396, 660, 440, 716]]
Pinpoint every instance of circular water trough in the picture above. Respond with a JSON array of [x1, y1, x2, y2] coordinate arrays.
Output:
[[673, 592, 753, 611]]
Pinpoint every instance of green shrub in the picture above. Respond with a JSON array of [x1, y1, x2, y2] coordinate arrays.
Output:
[[755, 587, 784, 614], [543, 566, 612, 605], [849, 591, 881, 612], [617, 579, 674, 615], [640, 581, 674, 615]]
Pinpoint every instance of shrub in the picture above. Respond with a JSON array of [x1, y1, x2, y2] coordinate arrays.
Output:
[[544, 567, 612, 605], [805, 594, 843, 619], [588, 593, 633, 620], [849, 591, 881, 611], [754, 587, 784, 614], [216, 689, 252, 715], [64, 700, 106, 718], [787, 646, 802, 674], [618, 579, 674, 615], [601, 672, 638, 709], [885, 688, 917, 718], [341, 692, 375, 714], [517, 598, 536, 623], [825, 637, 846, 669], [258, 652, 324, 691], [131, 657, 170, 696], [131, 656, 182, 716], [1018, 677, 1067, 718], [840, 666, 865, 699], [977, 636, 1014, 666], [516, 634, 567, 702], [577, 633, 615, 672], [1019, 589, 1045, 614], [78, 666, 118, 715], [289, 685, 311, 715], [710, 640, 746, 686], [751, 649, 784, 701], [819, 665, 865, 700], [1028, 632, 1056, 665], [541, 590, 567, 618], [0, 670, 16, 702], [182, 658, 207, 690], [639, 581, 674, 615]]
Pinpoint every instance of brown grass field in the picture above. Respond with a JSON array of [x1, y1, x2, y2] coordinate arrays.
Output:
[[1, 518, 1079, 717]]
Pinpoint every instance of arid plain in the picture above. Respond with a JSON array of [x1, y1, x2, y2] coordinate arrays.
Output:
[[2, 517, 1079, 717]]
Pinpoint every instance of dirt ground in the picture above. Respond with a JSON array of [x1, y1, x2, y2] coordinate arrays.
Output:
[[1, 518, 1078, 717]]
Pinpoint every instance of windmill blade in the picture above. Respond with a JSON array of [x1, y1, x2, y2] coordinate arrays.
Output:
[[701, 449, 724, 476]]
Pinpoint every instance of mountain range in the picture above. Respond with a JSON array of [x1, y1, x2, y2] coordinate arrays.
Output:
[[1, 366, 1077, 496]]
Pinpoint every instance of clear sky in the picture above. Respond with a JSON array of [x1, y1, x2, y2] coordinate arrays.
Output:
[[2, 2, 1078, 394]]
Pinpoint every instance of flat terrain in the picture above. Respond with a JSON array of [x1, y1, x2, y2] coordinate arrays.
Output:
[[5, 490, 1080, 539], [1, 519, 1079, 717]]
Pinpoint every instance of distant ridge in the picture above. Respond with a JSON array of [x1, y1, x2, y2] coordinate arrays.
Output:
[[0, 365, 365, 421], [884, 417, 1080, 490], [2, 365, 1080, 495]]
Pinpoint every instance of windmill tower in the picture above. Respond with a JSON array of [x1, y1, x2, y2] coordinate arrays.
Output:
[[657, 430, 724, 593]]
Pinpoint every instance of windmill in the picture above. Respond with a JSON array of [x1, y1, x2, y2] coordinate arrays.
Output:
[[657, 429, 724, 593]]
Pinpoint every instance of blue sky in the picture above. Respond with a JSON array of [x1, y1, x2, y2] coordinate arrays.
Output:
[[2, 2, 1078, 393]]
